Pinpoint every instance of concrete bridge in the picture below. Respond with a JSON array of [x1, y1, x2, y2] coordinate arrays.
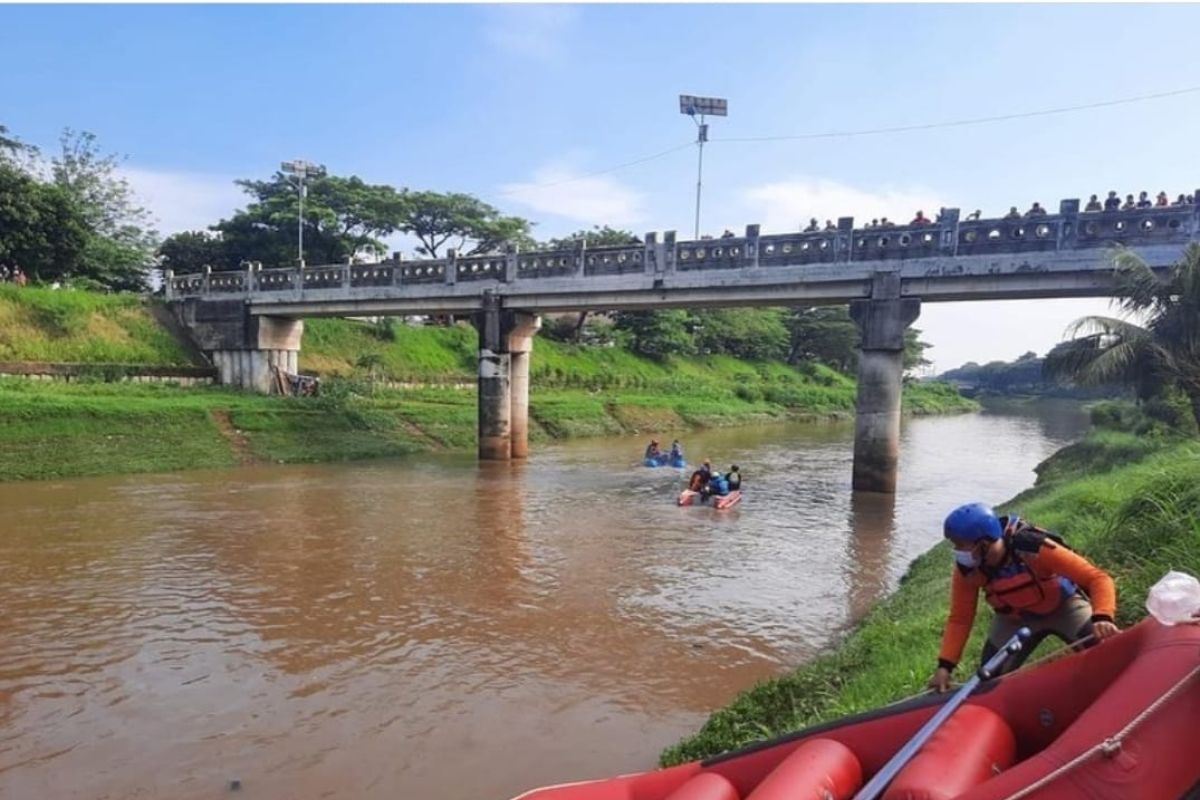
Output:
[[166, 196, 1200, 492]]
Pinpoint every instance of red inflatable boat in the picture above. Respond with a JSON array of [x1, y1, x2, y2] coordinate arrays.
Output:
[[678, 490, 742, 509], [513, 619, 1200, 800]]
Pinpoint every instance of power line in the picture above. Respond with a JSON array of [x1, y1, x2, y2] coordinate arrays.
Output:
[[712, 85, 1200, 143], [490, 84, 1200, 196]]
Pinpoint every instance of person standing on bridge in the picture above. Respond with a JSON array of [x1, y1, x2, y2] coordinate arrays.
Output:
[[1104, 191, 1121, 211], [1085, 195, 1102, 212], [927, 502, 1120, 693], [910, 211, 932, 227]]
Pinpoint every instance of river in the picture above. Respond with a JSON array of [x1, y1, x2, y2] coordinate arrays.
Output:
[[0, 399, 1088, 800]]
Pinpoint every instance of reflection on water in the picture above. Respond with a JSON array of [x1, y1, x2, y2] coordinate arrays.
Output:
[[0, 399, 1088, 799]]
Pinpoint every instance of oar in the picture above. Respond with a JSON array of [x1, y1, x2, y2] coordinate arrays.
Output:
[[851, 627, 1032, 800]]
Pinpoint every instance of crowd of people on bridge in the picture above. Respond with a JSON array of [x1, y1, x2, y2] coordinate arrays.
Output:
[[784, 188, 1198, 237], [1083, 190, 1196, 212]]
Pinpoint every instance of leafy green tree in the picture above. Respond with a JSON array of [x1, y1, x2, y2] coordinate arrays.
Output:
[[904, 327, 933, 372], [400, 191, 534, 257], [157, 230, 234, 274], [0, 164, 90, 282], [51, 129, 159, 290], [209, 172, 406, 269], [693, 307, 790, 361], [787, 306, 859, 372], [542, 225, 639, 250], [612, 309, 697, 360], [1045, 244, 1200, 428]]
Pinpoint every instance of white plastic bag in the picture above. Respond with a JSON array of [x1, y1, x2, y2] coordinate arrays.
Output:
[[1145, 571, 1200, 625]]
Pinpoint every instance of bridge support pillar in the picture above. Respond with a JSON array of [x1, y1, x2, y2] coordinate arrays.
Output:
[[172, 299, 303, 394], [850, 275, 920, 493], [476, 294, 540, 461]]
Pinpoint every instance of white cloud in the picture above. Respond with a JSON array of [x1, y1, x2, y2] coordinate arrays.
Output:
[[121, 167, 245, 236], [483, 6, 579, 62], [500, 161, 646, 229], [741, 177, 946, 233]]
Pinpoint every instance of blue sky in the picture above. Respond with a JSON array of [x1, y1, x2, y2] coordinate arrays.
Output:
[[3, 3, 1200, 371]]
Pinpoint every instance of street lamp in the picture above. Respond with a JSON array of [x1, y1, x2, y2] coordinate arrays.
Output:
[[281, 159, 326, 267], [679, 94, 727, 239]]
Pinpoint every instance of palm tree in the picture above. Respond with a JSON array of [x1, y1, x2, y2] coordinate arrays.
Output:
[[1045, 243, 1200, 429]]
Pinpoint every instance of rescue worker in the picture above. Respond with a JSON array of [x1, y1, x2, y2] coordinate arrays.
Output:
[[644, 439, 662, 461], [726, 465, 741, 491], [927, 502, 1119, 693], [688, 460, 713, 492], [669, 440, 684, 462]]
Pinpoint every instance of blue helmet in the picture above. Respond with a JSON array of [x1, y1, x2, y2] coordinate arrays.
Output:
[[944, 503, 1002, 542]]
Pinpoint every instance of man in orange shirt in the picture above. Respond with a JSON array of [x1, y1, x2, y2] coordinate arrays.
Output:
[[928, 502, 1120, 693]]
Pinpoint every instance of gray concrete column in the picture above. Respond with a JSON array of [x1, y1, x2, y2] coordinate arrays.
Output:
[[508, 313, 542, 459], [477, 294, 511, 460], [850, 275, 920, 493]]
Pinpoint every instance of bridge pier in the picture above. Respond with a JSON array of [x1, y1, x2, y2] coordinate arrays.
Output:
[[850, 274, 921, 493], [172, 299, 303, 393], [476, 294, 541, 461]]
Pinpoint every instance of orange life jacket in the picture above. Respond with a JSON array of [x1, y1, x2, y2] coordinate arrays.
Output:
[[961, 525, 1078, 617]]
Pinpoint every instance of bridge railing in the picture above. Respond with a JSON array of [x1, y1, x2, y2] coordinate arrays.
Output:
[[164, 194, 1200, 299]]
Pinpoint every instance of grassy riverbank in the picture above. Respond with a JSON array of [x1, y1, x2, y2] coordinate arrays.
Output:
[[0, 373, 971, 482], [0, 292, 976, 481], [661, 405, 1200, 766]]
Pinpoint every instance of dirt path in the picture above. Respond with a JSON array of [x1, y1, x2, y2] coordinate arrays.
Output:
[[398, 418, 447, 451], [209, 409, 261, 465]]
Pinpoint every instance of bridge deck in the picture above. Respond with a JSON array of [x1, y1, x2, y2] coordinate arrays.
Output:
[[166, 201, 1200, 316]]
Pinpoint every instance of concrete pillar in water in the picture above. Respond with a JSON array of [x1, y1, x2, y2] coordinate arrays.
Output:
[[850, 274, 921, 493], [476, 294, 541, 461], [508, 313, 542, 459], [477, 294, 512, 461]]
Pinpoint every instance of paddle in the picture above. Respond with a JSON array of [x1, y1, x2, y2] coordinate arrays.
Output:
[[851, 626, 1032, 800]]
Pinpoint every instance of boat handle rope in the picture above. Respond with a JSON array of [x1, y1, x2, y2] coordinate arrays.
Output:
[[851, 627, 1033, 800], [995, 662, 1200, 800]]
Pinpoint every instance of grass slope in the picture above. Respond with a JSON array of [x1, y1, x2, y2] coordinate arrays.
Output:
[[661, 427, 1200, 766], [0, 285, 192, 365]]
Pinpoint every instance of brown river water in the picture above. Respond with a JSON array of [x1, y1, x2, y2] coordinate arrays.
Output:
[[0, 400, 1088, 800]]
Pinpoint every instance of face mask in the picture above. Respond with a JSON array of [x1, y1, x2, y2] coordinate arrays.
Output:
[[954, 549, 981, 568]]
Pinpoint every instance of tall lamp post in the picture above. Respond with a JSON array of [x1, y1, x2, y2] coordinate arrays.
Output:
[[679, 95, 727, 239], [281, 159, 326, 267]]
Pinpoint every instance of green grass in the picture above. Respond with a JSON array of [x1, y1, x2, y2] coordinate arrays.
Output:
[[661, 429, 1200, 766], [0, 285, 193, 365]]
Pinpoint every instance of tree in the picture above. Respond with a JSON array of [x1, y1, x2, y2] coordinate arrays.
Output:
[[209, 172, 407, 269], [612, 309, 697, 360], [51, 129, 159, 290], [0, 124, 36, 167], [156, 230, 234, 275], [1045, 244, 1200, 427], [542, 225, 640, 250], [0, 164, 90, 282], [904, 327, 933, 372], [399, 191, 534, 257], [786, 306, 860, 372], [693, 308, 790, 361]]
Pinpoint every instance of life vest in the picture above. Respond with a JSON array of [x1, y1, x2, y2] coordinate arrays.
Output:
[[960, 520, 1077, 617]]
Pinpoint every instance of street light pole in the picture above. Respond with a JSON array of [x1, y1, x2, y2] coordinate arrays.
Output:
[[679, 95, 727, 240], [281, 159, 326, 267], [694, 114, 707, 240]]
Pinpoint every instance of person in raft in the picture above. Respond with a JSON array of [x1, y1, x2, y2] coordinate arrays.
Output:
[[726, 465, 741, 491], [688, 460, 713, 492], [927, 502, 1120, 693], [644, 439, 662, 461], [669, 440, 684, 462]]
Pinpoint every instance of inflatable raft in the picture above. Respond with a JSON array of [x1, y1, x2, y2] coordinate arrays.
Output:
[[513, 619, 1200, 800], [646, 453, 687, 468], [678, 490, 742, 509]]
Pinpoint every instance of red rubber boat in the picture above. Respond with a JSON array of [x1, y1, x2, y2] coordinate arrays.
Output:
[[678, 490, 742, 509], [513, 619, 1200, 800]]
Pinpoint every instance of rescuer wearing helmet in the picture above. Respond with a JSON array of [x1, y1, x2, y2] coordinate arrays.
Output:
[[927, 502, 1120, 693]]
